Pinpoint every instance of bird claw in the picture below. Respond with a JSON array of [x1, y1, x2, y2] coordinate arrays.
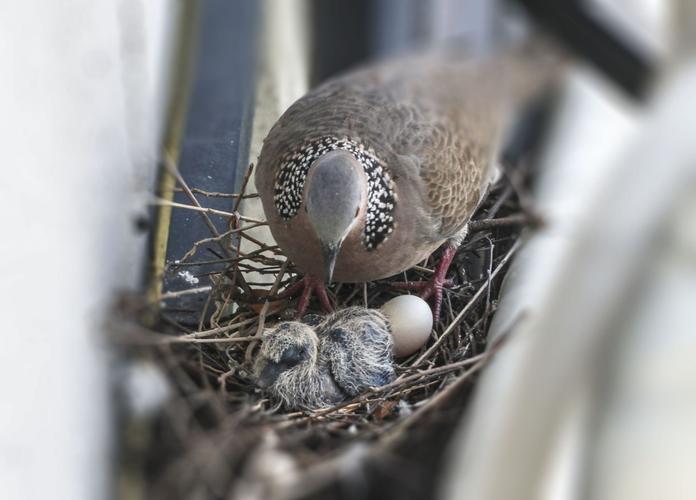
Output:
[[390, 278, 454, 321], [390, 244, 459, 322], [274, 276, 333, 319]]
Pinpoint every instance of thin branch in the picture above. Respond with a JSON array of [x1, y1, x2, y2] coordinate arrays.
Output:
[[410, 238, 521, 368], [163, 153, 230, 257], [468, 213, 535, 232], [160, 286, 212, 300], [151, 197, 264, 224], [175, 187, 259, 199], [243, 260, 290, 365], [305, 351, 492, 418]]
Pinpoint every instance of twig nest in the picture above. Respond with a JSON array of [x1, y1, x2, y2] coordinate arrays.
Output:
[[381, 295, 433, 357]]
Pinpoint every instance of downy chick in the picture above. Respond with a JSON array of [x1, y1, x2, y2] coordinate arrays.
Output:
[[255, 307, 395, 410]]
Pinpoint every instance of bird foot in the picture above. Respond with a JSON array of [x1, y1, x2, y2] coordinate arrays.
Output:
[[390, 244, 458, 321], [273, 276, 333, 319], [390, 278, 454, 321]]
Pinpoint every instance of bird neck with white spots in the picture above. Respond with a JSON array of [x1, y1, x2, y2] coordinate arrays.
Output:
[[273, 136, 398, 282]]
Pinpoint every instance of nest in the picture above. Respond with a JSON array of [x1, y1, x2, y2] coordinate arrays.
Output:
[[114, 159, 535, 500]]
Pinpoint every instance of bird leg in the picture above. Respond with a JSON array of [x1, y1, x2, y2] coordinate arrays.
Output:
[[273, 275, 333, 318], [391, 244, 458, 321]]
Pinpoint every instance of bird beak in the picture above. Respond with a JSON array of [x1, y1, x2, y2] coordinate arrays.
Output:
[[320, 241, 340, 284], [257, 363, 281, 389]]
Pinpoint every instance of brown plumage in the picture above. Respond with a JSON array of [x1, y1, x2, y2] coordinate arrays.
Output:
[[256, 39, 562, 316]]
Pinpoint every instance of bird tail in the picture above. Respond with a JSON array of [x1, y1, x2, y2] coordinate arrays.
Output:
[[500, 32, 569, 107]]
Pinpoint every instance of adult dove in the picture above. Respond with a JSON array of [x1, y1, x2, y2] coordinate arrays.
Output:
[[255, 39, 561, 319]]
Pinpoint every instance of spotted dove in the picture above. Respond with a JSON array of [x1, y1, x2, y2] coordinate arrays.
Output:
[[255, 40, 561, 318]]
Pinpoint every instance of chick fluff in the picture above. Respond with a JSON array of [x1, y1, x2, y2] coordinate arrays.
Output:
[[254, 307, 396, 410]]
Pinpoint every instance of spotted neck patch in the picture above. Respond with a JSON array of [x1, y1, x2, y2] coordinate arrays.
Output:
[[273, 136, 396, 251]]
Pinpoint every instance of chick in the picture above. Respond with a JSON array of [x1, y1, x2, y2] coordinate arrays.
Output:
[[254, 307, 396, 410]]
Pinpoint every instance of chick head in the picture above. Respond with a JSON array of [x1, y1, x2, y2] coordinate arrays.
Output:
[[255, 321, 319, 389]]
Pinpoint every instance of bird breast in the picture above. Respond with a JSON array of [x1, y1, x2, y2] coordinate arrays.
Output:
[[266, 163, 440, 282]]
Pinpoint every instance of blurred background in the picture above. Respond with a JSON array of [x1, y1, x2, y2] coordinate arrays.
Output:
[[1, 1, 694, 499]]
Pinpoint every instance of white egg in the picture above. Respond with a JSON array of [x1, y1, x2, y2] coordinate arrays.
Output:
[[380, 295, 433, 358]]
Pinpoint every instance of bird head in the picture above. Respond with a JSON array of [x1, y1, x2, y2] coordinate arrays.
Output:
[[304, 150, 365, 283], [255, 322, 319, 389]]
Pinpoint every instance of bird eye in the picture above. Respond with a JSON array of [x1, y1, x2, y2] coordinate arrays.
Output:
[[280, 346, 305, 365]]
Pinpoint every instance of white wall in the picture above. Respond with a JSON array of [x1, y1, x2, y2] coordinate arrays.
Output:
[[0, 2, 177, 499]]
